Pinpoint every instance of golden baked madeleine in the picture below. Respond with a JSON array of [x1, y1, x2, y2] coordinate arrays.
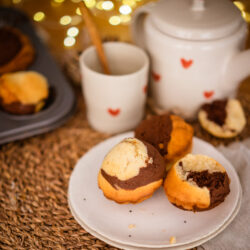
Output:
[[198, 99, 246, 138], [98, 138, 166, 204], [135, 114, 193, 170], [0, 71, 49, 115], [164, 154, 230, 211]]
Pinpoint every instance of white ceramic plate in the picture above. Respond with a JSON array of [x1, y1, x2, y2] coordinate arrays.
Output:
[[68, 132, 241, 248], [68, 189, 242, 250]]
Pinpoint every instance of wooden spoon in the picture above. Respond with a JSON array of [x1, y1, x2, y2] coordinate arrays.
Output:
[[79, 1, 111, 75]]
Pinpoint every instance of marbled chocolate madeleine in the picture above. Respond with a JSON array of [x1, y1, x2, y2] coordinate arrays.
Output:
[[202, 99, 228, 126], [135, 114, 172, 156], [0, 27, 22, 66], [101, 141, 165, 190], [187, 170, 230, 210]]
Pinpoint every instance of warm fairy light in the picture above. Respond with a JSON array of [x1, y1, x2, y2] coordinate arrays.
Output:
[[122, 0, 136, 8], [119, 5, 132, 15], [76, 7, 81, 15], [71, 0, 82, 2], [102, 1, 114, 11], [33, 12, 45, 22], [241, 11, 250, 22], [233, 1, 245, 11], [84, 0, 96, 8], [60, 15, 72, 25], [120, 14, 131, 23], [67, 27, 79, 37], [96, 1, 104, 10], [71, 15, 82, 25], [12, 0, 22, 4], [54, 0, 65, 3], [109, 16, 121, 25], [64, 37, 76, 47]]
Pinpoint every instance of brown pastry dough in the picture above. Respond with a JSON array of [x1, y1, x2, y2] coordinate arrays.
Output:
[[164, 154, 230, 211], [98, 138, 166, 204], [135, 114, 193, 170], [0, 71, 49, 115], [0, 26, 35, 74]]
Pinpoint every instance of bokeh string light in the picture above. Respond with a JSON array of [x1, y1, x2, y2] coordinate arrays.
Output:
[[26, 0, 249, 49]]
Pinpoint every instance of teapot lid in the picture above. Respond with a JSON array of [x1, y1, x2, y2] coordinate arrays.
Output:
[[149, 0, 245, 40]]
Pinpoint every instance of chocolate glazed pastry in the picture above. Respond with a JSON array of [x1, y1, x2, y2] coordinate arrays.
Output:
[[101, 141, 166, 190], [201, 99, 228, 126], [135, 114, 172, 156]]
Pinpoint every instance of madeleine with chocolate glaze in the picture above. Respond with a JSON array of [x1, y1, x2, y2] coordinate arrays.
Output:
[[135, 114, 193, 170], [0, 26, 35, 74], [98, 138, 165, 204], [198, 99, 246, 138], [164, 154, 230, 211], [0, 71, 49, 115]]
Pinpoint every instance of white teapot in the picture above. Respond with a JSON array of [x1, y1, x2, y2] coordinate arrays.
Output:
[[131, 0, 250, 119]]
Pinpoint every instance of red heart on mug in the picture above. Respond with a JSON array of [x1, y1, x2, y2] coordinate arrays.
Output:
[[181, 58, 193, 69], [203, 91, 214, 99], [143, 85, 148, 94], [152, 71, 161, 82], [108, 108, 120, 116]]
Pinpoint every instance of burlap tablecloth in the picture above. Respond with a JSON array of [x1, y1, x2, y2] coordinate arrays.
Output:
[[0, 80, 249, 249]]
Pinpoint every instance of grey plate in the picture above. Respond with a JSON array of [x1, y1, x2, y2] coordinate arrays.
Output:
[[0, 7, 76, 145]]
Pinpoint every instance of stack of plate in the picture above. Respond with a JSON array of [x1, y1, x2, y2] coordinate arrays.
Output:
[[68, 132, 242, 250]]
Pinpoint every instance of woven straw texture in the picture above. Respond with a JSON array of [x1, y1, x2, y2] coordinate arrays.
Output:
[[0, 81, 249, 249]]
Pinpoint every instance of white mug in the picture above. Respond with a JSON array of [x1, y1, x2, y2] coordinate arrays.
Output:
[[79, 42, 149, 134]]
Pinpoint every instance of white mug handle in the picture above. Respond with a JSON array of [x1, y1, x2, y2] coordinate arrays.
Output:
[[131, 3, 154, 50]]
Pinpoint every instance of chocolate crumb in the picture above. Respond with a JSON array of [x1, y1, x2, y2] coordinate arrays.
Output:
[[184, 220, 187, 224], [128, 235, 131, 237], [129, 210, 132, 213], [83, 198, 86, 201]]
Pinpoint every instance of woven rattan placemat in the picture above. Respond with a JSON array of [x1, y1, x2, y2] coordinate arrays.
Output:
[[0, 80, 249, 249]]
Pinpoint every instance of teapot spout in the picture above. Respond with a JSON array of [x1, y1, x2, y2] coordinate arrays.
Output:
[[222, 49, 250, 95]]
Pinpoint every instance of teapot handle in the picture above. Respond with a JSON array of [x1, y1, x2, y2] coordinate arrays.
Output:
[[222, 49, 250, 93], [131, 3, 154, 50]]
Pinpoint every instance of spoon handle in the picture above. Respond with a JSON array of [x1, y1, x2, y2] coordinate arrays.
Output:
[[79, 1, 110, 75]]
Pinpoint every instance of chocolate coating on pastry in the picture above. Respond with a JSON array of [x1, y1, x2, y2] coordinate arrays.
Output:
[[0, 28, 22, 66], [135, 115, 172, 156], [202, 99, 228, 126], [187, 170, 230, 209], [0, 98, 35, 115], [101, 141, 165, 190]]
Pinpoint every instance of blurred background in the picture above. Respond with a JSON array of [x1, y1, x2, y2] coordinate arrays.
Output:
[[0, 0, 250, 84]]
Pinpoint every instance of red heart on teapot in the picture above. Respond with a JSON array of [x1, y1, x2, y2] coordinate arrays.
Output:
[[203, 91, 214, 99], [108, 108, 120, 116], [152, 71, 161, 82], [181, 58, 193, 69]]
